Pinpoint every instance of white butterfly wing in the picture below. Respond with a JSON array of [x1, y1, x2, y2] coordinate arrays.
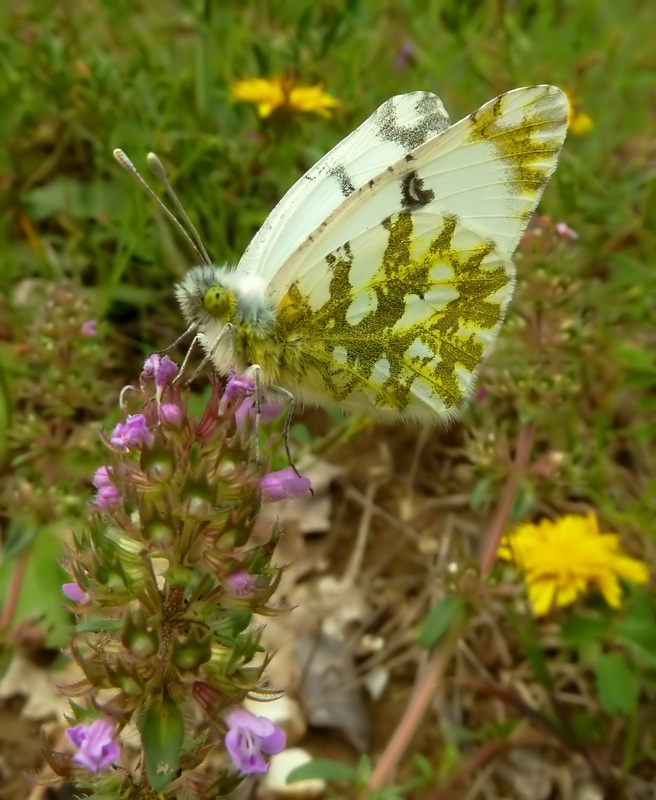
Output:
[[236, 92, 450, 281], [267, 84, 569, 300], [255, 85, 568, 420]]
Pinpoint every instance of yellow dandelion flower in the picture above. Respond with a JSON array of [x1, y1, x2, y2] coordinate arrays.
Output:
[[498, 513, 649, 617], [565, 89, 594, 136], [231, 77, 340, 119]]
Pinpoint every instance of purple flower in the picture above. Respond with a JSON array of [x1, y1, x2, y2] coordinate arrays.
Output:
[[159, 402, 182, 426], [224, 708, 285, 774], [93, 466, 113, 488], [66, 718, 120, 773], [110, 414, 152, 448], [260, 468, 311, 502], [554, 221, 579, 240], [224, 372, 255, 402], [395, 40, 415, 70], [142, 354, 179, 387], [62, 582, 89, 603], [95, 482, 121, 511], [235, 396, 283, 431], [227, 570, 255, 597], [81, 320, 97, 337]]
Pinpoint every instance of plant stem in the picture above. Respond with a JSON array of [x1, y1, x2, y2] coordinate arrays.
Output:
[[479, 419, 536, 575]]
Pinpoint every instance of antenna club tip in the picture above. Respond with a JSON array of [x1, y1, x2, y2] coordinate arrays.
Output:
[[147, 152, 167, 180], [113, 148, 137, 171]]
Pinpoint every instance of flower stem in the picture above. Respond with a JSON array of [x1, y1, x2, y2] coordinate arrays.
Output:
[[367, 621, 464, 791], [479, 419, 536, 575], [0, 549, 29, 630]]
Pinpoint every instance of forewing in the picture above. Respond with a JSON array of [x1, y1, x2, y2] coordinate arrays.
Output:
[[236, 92, 450, 280], [269, 85, 568, 419]]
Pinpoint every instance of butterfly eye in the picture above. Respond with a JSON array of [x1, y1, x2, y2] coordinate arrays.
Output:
[[203, 286, 237, 322]]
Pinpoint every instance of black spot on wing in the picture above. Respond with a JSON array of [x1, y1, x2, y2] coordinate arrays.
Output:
[[374, 92, 450, 151], [330, 164, 356, 197], [401, 170, 435, 210]]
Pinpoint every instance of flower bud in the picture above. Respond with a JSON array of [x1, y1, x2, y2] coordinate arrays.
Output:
[[170, 625, 212, 671], [141, 444, 176, 481], [192, 681, 231, 718], [121, 608, 159, 659], [143, 519, 175, 546], [165, 564, 196, 589], [106, 661, 144, 696], [181, 476, 216, 519]]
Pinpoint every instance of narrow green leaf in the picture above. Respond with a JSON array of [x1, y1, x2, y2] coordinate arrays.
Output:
[[470, 477, 491, 511], [415, 596, 465, 650], [287, 759, 359, 784]]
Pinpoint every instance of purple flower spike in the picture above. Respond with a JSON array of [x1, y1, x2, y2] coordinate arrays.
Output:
[[62, 582, 89, 603], [110, 414, 152, 448], [227, 570, 255, 597], [81, 320, 97, 337], [224, 708, 285, 774], [260, 468, 311, 502], [66, 718, 120, 773]]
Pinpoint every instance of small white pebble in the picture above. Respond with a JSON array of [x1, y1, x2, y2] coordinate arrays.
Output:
[[260, 748, 325, 799]]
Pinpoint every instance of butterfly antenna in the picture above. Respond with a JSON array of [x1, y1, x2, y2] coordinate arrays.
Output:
[[113, 148, 211, 267], [146, 153, 213, 267]]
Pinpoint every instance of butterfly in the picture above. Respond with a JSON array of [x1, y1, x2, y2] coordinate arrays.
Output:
[[116, 85, 568, 464]]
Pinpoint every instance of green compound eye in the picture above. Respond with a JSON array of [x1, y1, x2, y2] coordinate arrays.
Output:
[[203, 286, 236, 321]]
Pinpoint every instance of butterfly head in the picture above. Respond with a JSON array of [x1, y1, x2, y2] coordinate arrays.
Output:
[[175, 265, 274, 331]]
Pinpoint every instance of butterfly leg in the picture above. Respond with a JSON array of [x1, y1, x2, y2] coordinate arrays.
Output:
[[266, 383, 301, 478], [243, 369, 301, 477], [244, 363, 263, 466], [172, 332, 201, 385], [162, 322, 197, 354], [175, 324, 235, 386]]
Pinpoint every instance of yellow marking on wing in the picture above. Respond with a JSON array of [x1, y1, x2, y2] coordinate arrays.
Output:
[[467, 92, 564, 197], [265, 210, 511, 415]]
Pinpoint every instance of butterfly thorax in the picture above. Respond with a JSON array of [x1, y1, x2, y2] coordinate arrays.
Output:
[[174, 265, 283, 377]]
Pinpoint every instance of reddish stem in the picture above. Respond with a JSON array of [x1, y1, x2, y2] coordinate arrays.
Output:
[[0, 550, 29, 630], [367, 419, 536, 791], [479, 419, 536, 575], [367, 624, 462, 791]]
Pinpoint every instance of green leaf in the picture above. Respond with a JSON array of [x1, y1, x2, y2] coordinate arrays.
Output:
[[510, 480, 535, 521], [140, 692, 185, 791], [560, 613, 609, 646], [595, 652, 639, 715], [615, 586, 656, 660], [415, 596, 465, 650], [508, 610, 552, 689], [3, 520, 38, 559], [287, 759, 360, 784], [0, 523, 71, 646], [470, 477, 491, 511]]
